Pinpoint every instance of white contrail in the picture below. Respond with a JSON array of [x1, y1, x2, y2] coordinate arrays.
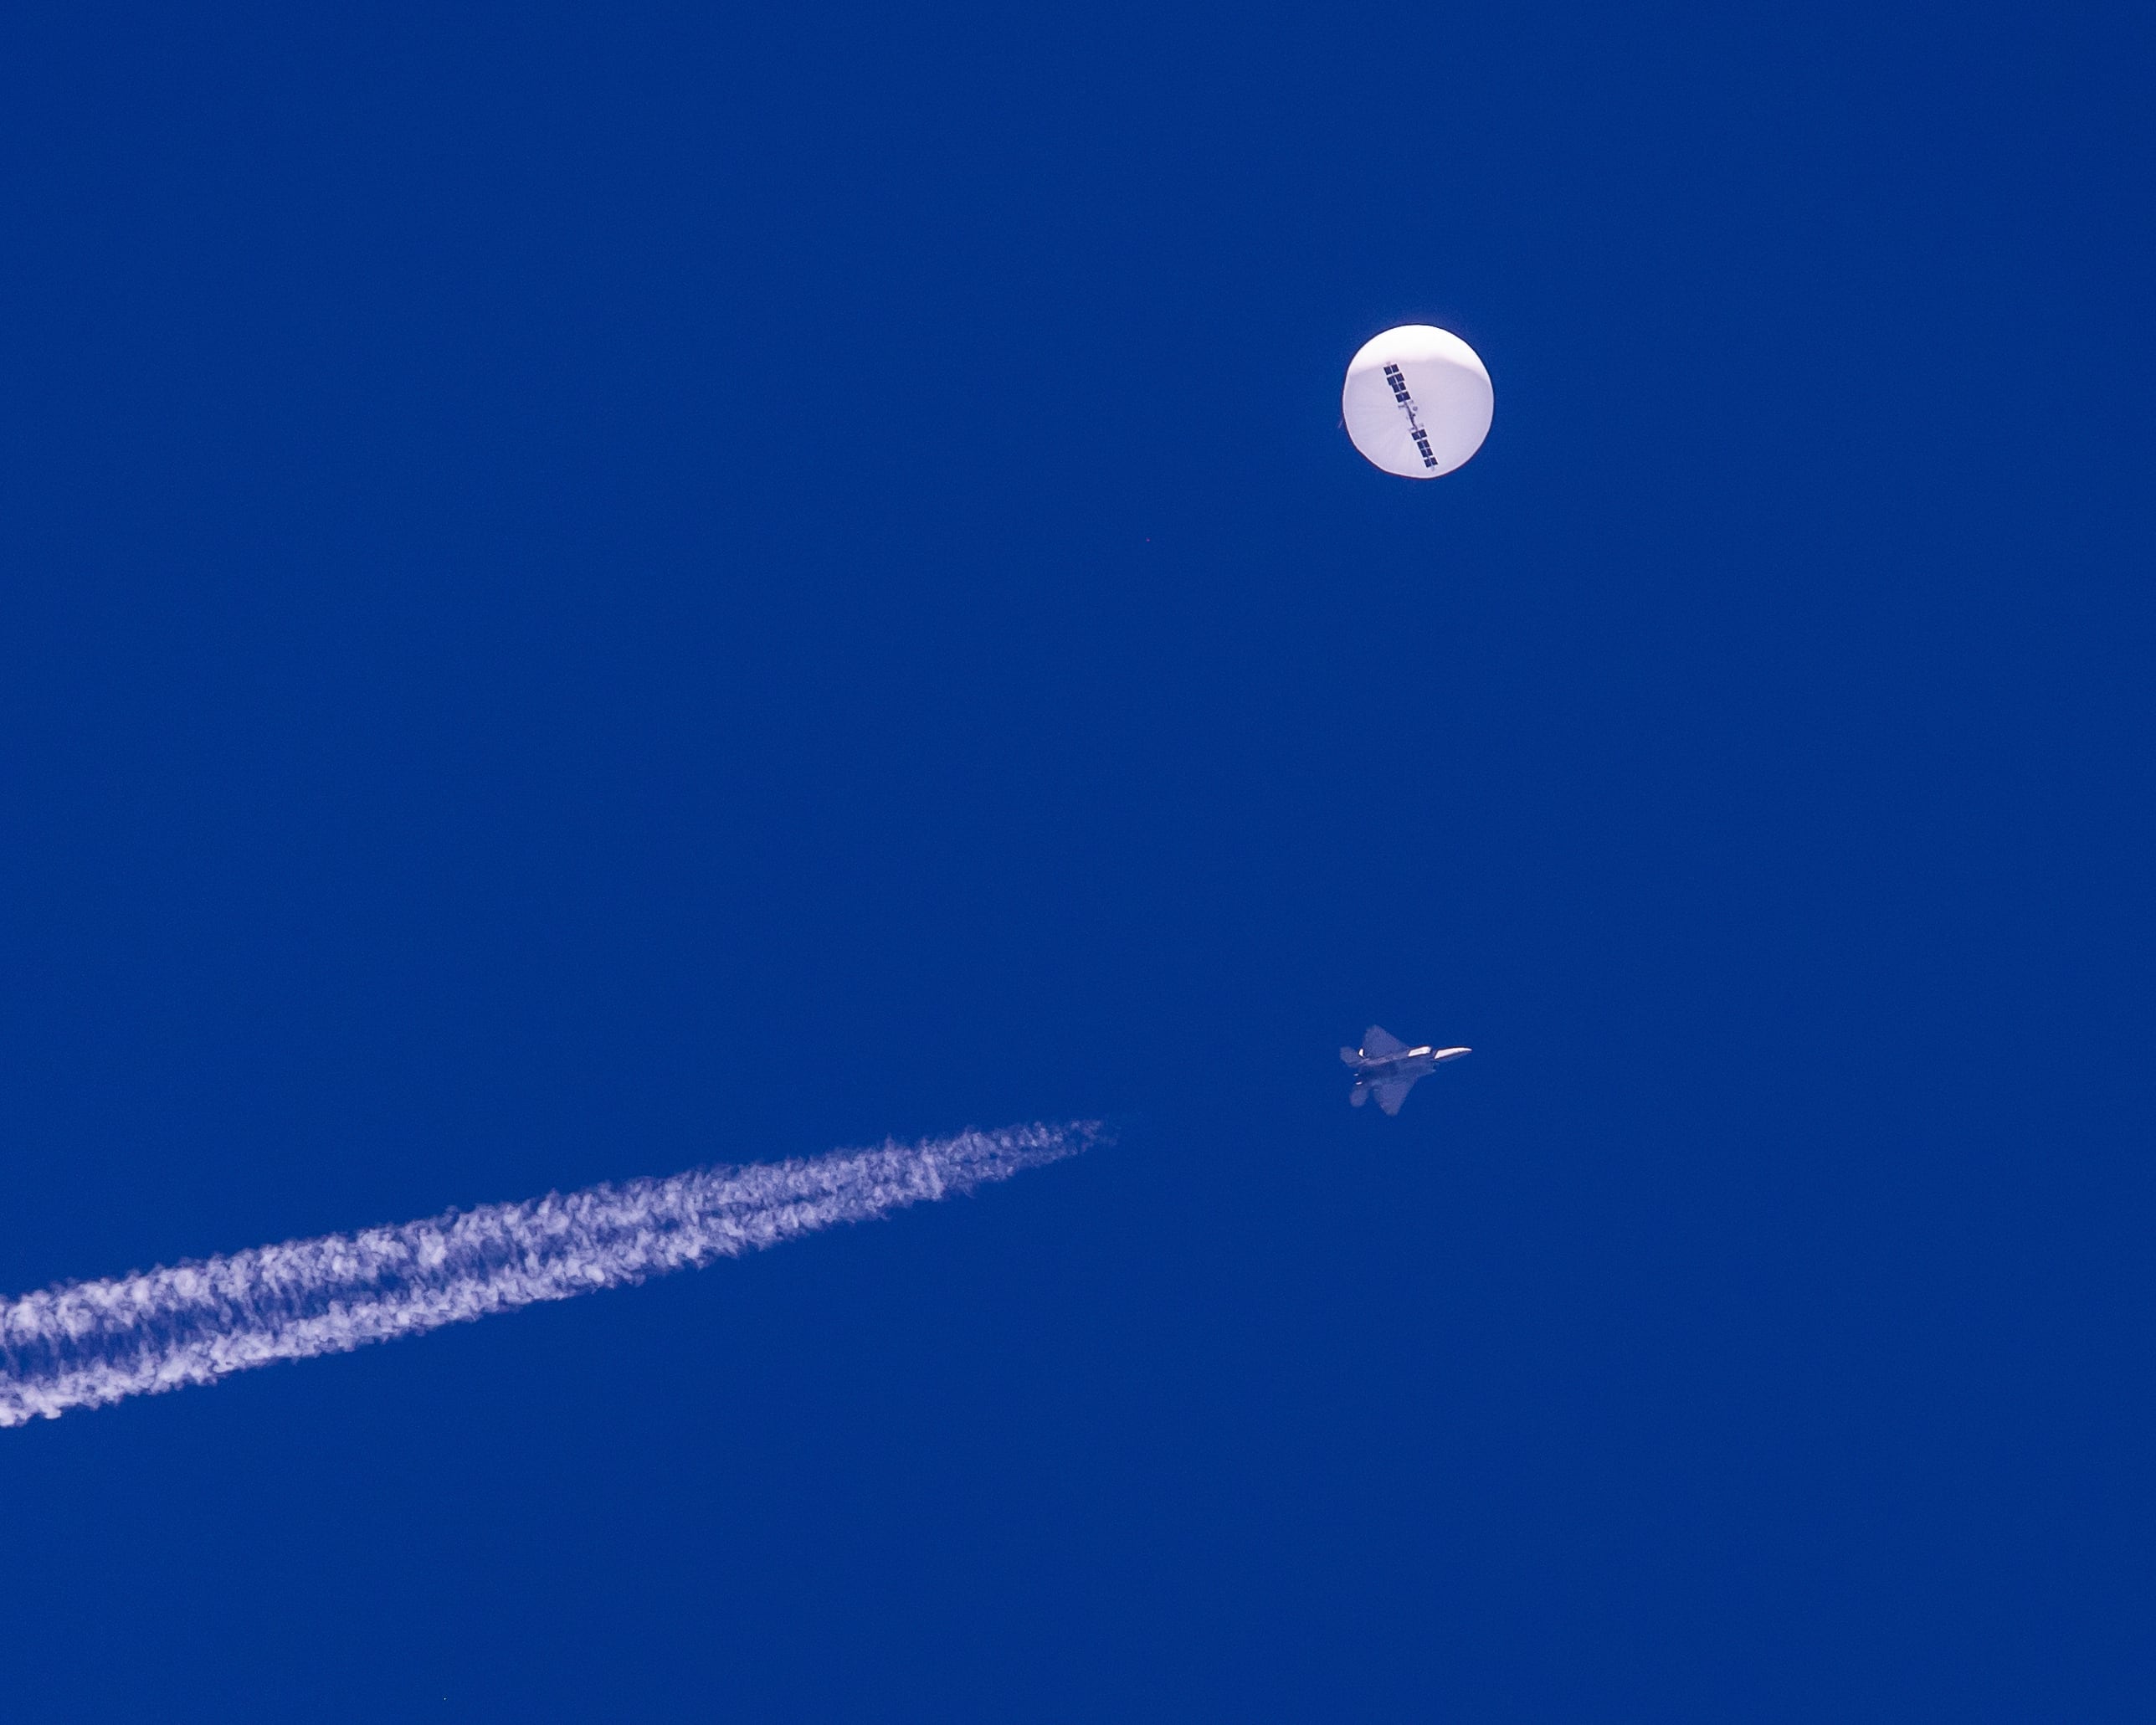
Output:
[[0, 1122, 1096, 1429]]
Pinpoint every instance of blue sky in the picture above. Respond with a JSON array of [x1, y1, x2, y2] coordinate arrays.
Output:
[[1, 2, 2149, 1717]]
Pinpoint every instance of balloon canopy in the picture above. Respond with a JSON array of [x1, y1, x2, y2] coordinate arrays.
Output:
[[1342, 326, 1493, 479]]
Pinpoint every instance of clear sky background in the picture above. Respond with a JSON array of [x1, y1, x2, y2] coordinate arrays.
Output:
[[2, 3, 2149, 1718]]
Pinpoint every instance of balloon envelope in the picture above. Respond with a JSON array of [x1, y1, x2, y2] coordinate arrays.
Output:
[[1342, 326, 1492, 478]]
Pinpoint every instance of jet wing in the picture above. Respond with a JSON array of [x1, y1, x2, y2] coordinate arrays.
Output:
[[1371, 1077, 1416, 1116], [1361, 1025, 1406, 1058]]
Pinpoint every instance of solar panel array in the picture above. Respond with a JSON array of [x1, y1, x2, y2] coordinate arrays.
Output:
[[1381, 362, 1441, 469]]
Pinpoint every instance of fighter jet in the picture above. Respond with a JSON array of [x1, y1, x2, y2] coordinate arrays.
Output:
[[1342, 1025, 1471, 1115]]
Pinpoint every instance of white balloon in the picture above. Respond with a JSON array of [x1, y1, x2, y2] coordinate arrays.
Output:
[[1342, 326, 1492, 479]]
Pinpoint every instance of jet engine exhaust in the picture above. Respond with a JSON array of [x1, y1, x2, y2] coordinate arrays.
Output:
[[0, 1122, 1098, 1429]]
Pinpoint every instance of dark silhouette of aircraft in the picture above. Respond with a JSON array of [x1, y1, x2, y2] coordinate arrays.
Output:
[[1341, 1025, 1471, 1116]]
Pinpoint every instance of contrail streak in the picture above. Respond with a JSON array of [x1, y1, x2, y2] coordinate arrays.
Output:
[[0, 1122, 1096, 1429]]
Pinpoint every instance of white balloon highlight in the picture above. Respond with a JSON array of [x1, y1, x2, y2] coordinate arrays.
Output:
[[1342, 326, 1492, 478]]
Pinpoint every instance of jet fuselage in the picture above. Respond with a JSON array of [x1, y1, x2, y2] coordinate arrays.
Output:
[[1355, 1045, 1470, 1083], [1341, 1029, 1471, 1115]]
